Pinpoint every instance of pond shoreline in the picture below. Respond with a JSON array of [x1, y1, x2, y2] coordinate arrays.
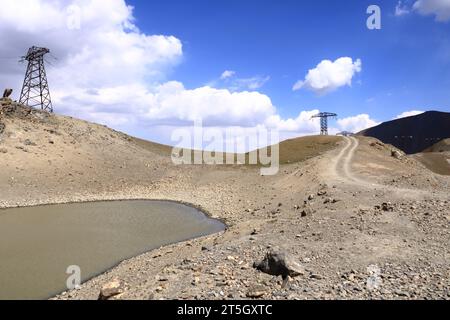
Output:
[[0, 199, 226, 300]]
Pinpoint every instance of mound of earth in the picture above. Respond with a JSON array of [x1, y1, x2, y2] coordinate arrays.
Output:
[[0, 99, 174, 206], [411, 152, 450, 176], [0, 100, 339, 207], [424, 138, 450, 153], [411, 139, 450, 176], [359, 111, 450, 154]]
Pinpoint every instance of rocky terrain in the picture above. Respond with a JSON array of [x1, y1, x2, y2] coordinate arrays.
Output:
[[1, 100, 449, 300]]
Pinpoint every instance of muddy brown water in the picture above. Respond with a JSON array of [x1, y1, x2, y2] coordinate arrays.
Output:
[[0, 200, 225, 300]]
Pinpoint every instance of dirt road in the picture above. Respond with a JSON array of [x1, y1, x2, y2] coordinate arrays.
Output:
[[331, 137, 439, 199]]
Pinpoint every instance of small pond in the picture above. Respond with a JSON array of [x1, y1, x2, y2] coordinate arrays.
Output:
[[0, 200, 225, 300]]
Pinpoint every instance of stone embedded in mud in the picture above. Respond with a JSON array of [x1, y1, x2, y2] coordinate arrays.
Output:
[[98, 279, 124, 300], [253, 248, 305, 280]]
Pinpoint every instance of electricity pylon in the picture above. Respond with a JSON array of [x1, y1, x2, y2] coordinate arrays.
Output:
[[19, 46, 53, 112], [312, 112, 338, 136]]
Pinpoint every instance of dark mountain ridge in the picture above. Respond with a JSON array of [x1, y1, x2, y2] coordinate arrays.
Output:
[[359, 111, 450, 154]]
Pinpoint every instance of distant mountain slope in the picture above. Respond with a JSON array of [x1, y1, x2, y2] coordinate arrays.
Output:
[[359, 111, 450, 154]]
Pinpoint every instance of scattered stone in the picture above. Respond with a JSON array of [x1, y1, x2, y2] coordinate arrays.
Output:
[[381, 202, 394, 212], [0, 122, 5, 135], [0, 148, 7, 154], [391, 150, 403, 160], [300, 207, 312, 217], [23, 139, 36, 146], [310, 273, 324, 280], [370, 141, 385, 150], [308, 194, 315, 201], [191, 277, 200, 286], [156, 275, 169, 282], [15, 146, 28, 152], [246, 285, 267, 298], [98, 279, 124, 300]]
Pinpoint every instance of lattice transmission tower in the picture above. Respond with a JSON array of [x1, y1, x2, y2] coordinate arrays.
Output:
[[312, 112, 338, 136], [19, 46, 53, 112]]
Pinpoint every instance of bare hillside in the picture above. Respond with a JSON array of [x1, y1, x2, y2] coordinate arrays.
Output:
[[425, 139, 450, 153], [1, 99, 449, 301], [0, 99, 173, 207]]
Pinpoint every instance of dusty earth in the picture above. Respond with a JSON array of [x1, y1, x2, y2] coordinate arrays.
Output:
[[412, 139, 450, 176], [1, 101, 449, 300]]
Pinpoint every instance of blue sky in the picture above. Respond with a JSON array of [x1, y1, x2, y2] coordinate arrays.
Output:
[[128, 0, 450, 121], [0, 0, 449, 147]]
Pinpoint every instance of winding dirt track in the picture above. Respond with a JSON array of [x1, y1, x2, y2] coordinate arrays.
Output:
[[331, 137, 428, 198]]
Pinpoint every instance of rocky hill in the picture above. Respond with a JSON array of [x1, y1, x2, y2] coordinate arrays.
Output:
[[359, 111, 450, 154]]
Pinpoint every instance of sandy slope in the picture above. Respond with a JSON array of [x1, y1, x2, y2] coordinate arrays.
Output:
[[1, 103, 449, 300], [412, 139, 450, 176]]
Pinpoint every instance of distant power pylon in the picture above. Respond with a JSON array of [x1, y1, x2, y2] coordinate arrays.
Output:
[[19, 46, 53, 112], [312, 112, 338, 136]]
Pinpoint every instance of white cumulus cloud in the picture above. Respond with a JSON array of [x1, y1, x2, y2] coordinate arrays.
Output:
[[0, 0, 376, 149], [337, 114, 379, 133], [265, 110, 320, 134], [413, 0, 450, 22], [145, 81, 276, 127], [293, 57, 362, 94], [395, 110, 425, 119]]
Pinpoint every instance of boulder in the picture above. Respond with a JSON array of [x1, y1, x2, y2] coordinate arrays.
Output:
[[254, 248, 305, 281], [391, 150, 403, 160], [98, 279, 124, 300]]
